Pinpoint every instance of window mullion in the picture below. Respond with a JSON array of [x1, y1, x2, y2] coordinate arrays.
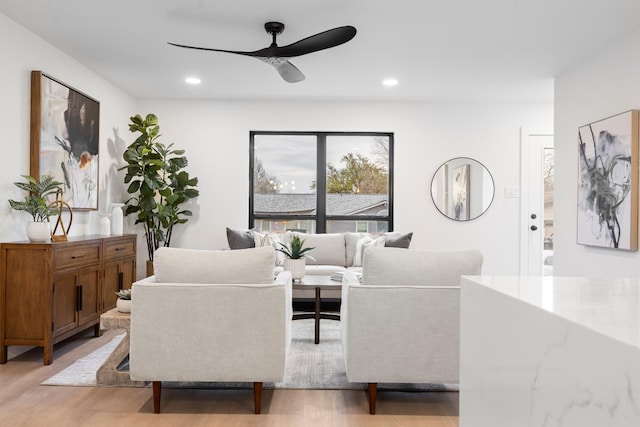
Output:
[[316, 134, 327, 233]]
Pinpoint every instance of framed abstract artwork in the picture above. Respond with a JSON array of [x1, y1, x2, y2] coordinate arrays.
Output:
[[30, 71, 100, 210], [452, 163, 470, 221], [577, 110, 639, 250]]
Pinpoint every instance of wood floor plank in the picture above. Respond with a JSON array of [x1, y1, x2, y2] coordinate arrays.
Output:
[[0, 329, 459, 426]]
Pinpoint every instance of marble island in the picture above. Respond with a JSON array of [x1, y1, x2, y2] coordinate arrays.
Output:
[[460, 276, 640, 427]]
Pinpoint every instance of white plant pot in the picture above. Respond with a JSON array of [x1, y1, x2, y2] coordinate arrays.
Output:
[[116, 298, 131, 313], [26, 221, 51, 242], [284, 258, 306, 280]]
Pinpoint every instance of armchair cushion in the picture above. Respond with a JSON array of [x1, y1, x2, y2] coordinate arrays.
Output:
[[362, 247, 483, 286], [153, 246, 275, 284]]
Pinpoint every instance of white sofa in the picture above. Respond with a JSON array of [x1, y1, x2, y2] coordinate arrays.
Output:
[[129, 246, 292, 414], [341, 246, 483, 414], [252, 231, 413, 299], [228, 228, 413, 275]]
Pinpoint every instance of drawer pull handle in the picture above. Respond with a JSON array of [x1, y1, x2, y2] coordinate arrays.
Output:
[[115, 247, 126, 251], [71, 255, 86, 259]]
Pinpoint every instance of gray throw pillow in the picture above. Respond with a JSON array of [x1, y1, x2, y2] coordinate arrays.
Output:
[[226, 227, 256, 250], [384, 232, 413, 248]]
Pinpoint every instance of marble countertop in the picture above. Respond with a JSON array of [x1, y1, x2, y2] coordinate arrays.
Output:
[[462, 276, 640, 350]]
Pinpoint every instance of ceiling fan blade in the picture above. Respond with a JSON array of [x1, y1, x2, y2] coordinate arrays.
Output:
[[274, 26, 356, 57], [259, 58, 305, 83], [167, 42, 271, 57]]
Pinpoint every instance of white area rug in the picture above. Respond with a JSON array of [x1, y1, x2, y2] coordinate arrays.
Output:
[[41, 333, 125, 386], [41, 319, 457, 391]]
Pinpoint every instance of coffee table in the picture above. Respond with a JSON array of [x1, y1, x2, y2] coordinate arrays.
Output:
[[292, 275, 342, 344], [96, 308, 145, 387]]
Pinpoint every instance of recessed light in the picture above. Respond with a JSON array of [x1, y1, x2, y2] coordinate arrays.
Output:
[[382, 78, 398, 87], [185, 77, 201, 85]]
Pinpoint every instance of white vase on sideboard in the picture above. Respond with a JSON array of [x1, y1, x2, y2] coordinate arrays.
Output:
[[111, 203, 124, 235]]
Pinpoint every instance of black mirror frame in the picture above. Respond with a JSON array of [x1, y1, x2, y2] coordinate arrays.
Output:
[[430, 157, 495, 221]]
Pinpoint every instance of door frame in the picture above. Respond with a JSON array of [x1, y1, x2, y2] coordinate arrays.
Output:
[[519, 128, 553, 276]]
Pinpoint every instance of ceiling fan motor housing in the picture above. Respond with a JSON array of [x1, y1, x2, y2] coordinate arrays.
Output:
[[265, 22, 285, 35]]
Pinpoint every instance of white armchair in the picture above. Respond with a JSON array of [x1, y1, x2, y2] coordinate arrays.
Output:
[[341, 246, 483, 414], [129, 246, 292, 414]]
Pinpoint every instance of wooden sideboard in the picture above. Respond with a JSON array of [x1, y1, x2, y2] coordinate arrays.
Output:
[[0, 234, 136, 365]]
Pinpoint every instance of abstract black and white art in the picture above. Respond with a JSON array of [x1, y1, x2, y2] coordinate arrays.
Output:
[[30, 71, 100, 210], [452, 163, 470, 221], [577, 110, 639, 250]]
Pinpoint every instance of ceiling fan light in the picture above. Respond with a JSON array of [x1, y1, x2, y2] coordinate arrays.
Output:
[[185, 77, 201, 85], [383, 78, 398, 87], [260, 57, 287, 66]]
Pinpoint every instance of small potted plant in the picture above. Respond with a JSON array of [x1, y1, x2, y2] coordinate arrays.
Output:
[[277, 235, 314, 281], [8, 175, 63, 242], [115, 289, 132, 313]]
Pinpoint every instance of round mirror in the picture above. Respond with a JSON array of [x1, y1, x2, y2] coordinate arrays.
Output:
[[431, 157, 495, 221]]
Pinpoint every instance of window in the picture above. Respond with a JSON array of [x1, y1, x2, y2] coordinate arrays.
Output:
[[250, 132, 393, 233]]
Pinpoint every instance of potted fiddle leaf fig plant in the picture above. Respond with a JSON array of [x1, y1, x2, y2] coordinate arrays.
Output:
[[277, 235, 315, 281], [119, 113, 199, 274], [8, 174, 63, 242]]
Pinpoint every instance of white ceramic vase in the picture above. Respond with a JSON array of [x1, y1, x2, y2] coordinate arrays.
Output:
[[284, 258, 306, 281], [26, 221, 51, 242], [116, 298, 131, 313], [111, 203, 124, 235]]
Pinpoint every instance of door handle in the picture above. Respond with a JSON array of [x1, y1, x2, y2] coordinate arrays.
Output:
[[530, 225, 538, 231]]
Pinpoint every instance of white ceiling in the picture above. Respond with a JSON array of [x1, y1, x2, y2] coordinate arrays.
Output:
[[1, 0, 638, 103]]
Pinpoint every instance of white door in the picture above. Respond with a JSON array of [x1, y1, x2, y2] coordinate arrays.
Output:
[[520, 132, 554, 276]]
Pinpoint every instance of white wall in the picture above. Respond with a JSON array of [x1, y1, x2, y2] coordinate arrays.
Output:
[[554, 29, 640, 276], [0, 13, 135, 244], [136, 99, 552, 277], [1, 11, 554, 280]]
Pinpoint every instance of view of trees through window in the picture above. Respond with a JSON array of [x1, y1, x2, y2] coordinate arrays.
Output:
[[250, 132, 393, 234]]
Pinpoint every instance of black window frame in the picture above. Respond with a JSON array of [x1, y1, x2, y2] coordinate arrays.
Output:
[[249, 131, 394, 233]]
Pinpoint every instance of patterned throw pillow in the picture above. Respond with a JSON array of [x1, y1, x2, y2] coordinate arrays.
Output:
[[253, 231, 287, 266], [352, 235, 386, 267]]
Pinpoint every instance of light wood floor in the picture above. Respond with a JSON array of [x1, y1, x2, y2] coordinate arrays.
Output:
[[0, 329, 459, 426]]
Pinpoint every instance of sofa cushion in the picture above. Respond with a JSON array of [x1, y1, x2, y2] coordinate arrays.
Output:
[[362, 247, 483, 286], [226, 227, 256, 249], [291, 232, 346, 266], [344, 233, 363, 266], [346, 232, 414, 265], [384, 232, 413, 248], [153, 246, 275, 284], [352, 235, 386, 267], [253, 231, 287, 266]]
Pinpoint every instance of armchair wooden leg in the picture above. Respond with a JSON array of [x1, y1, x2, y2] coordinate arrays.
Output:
[[254, 382, 263, 414], [368, 383, 377, 415], [152, 381, 162, 414]]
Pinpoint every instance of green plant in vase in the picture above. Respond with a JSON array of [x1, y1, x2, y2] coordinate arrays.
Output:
[[120, 113, 199, 269], [8, 175, 63, 242], [115, 288, 132, 313], [277, 235, 315, 259], [277, 235, 315, 281]]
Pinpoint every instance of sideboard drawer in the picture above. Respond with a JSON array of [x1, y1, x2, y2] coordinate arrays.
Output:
[[104, 238, 136, 261], [54, 243, 101, 270]]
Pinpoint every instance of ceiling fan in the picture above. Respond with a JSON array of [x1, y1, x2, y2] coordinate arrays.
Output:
[[168, 22, 357, 83]]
